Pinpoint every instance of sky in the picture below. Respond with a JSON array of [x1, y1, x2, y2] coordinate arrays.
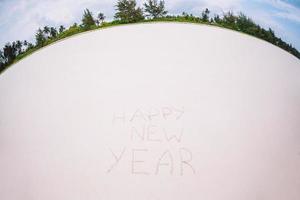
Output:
[[0, 0, 300, 50]]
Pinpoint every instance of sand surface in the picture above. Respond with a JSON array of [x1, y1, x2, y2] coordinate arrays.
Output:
[[0, 23, 300, 200]]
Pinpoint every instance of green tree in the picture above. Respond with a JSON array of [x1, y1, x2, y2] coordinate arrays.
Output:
[[70, 23, 78, 29], [182, 12, 188, 17], [266, 28, 276, 43], [23, 40, 33, 51], [0, 63, 4, 73], [97, 12, 106, 25], [50, 27, 58, 38], [35, 28, 46, 47], [213, 14, 221, 23], [223, 11, 237, 28], [82, 9, 96, 29], [144, 0, 167, 19], [3, 42, 17, 64], [23, 40, 28, 46], [15, 40, 23, 54], [43, 26, 50, 37], [114, 0, 144, 23], [0, 50, 5, 71], [59, 25, 65, 33], [201, 8, 210, 22], [236, 13, 255, 32], [26, 42, 34, 50]]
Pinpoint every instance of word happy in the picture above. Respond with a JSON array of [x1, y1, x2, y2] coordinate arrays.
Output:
[[112, 107, 185, 123]]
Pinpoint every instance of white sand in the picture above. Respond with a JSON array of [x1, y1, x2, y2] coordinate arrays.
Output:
[[0, 23, 300, 200]]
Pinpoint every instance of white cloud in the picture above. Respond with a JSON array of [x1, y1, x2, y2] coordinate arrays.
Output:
[[0, 0, 115, 47], [165, 0, 242, 15], [0, 0, 299, 50], [241, 0, 300, 49], [268, 0, 300, 22]]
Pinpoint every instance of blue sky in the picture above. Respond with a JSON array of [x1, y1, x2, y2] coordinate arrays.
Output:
[[0, 0, 300, 50]]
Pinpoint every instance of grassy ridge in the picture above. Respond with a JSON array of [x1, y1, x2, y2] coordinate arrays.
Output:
[[1, 16, 299, 75]]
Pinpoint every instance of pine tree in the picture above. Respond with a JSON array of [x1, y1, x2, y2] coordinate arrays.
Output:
[[82, 9, 96, 29]]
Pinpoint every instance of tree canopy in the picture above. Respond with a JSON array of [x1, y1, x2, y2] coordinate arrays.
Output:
[[201, 8, 210, 22], [82, 9, 96, 29], [35, 28, 46, 47], [144, 0, 167, 19], [59, 25, 65, 33], [114, 0, 144, 23], [97, 13, 106, 25]]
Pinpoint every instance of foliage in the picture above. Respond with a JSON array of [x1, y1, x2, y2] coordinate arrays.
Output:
[[0, 50, 5, 72], [50, 27, 58, 38], [82, 9, 96, 30], [201, 8, 210, 22], [114, 0, 144, 23], [59, 25, 65, 33], [97, 13, 106, 25], [35, 28, 46, 47], [144, 0, 167, 19]]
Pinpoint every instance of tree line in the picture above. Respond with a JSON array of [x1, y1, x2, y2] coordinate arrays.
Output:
[[1, 0, 299, 73]]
